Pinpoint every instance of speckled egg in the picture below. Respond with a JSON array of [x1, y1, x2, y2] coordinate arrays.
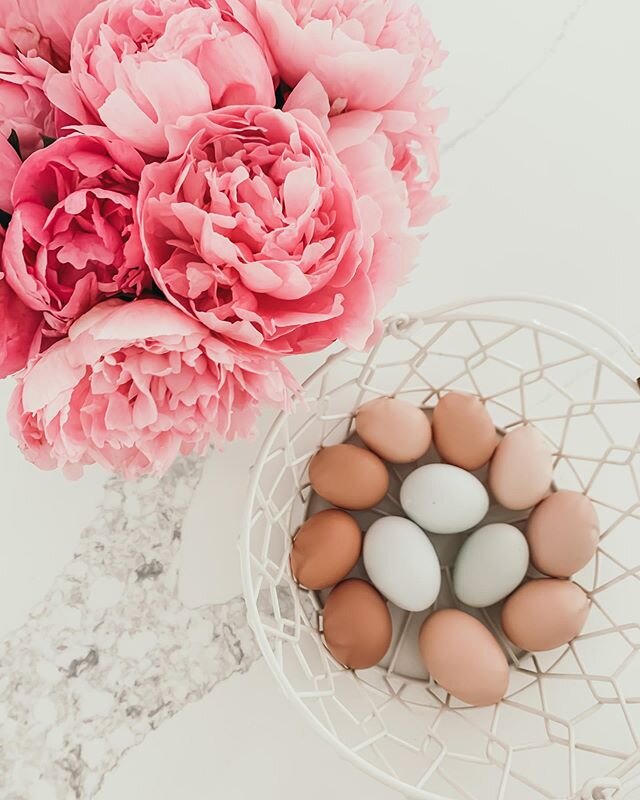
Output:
[[400, 463, 489, 534]]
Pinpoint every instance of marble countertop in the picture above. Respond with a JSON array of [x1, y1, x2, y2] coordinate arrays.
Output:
[[2, 1, 640, 798]]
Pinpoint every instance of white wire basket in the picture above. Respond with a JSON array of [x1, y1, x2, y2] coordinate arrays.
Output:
[[241, 296, 640, 800]]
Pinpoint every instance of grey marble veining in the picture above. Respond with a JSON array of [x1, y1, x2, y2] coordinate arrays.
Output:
[[0, 457, 260, 799], [442, 0, 590, 154]]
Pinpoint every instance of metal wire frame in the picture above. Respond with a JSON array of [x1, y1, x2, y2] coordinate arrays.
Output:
[[241, 297, 640, 800]]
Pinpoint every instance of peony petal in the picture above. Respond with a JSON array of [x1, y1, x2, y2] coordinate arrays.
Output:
[[78, 298, 208, 341], [0, 136, 21, 213], [21, 339, 86, 412], [282, 72, 330, 130], [99, 61, 212, 156], [315, 48, 414, 110], [44, 71, 92, 124], [328, 110, 383, 154]]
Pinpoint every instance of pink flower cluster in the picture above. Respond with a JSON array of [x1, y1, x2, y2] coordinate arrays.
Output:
[[0, 0, 444, 478]]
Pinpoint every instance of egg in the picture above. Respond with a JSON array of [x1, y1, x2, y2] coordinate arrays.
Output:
[[400, 463, 489, 534], [363, 516, 441, 612], [501, 579, 590, 652], [432, 392, 498, 470], [453, 523, 529, 608], [419, 609, 509, 706], [355, 397, 432, 464], [489, 425, 553, 510], [526, 491, 599, 578], [309, 444, 389, 510], [291, 510, 362, 590], [322, 579, 392, 669]]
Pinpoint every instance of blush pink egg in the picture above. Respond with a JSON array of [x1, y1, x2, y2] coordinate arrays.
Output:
[[489, 426, 554, 510], [419, 609, 509, 706], [501, 579, 590, 652], [355, 397, 432, 464], [526, 491, 599, 578], [432, 392, 498, 470]]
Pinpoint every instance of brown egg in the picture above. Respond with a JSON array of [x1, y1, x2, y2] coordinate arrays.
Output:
[[526, 491, 599, 578], [432, 392, 498, 470], [355, 397, 432, 463], [501, 579, 590, 652], [419, 609, 509, 706], [489, 425, 554, 510], [291, 509, 362, 590], [309, 444, 389, 510], [322, 579, 392, 669]]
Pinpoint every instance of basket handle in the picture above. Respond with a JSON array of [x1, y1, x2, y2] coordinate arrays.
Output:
[[398, 294, 640, 373], [581, 774, 640, 799]]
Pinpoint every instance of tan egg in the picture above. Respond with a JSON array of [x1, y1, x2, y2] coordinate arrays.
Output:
[[291, 509, 362, 590], [432, 392, 498, 470], [309, 444, 389, 510], [501, 579, 590, 652], [526, 491, 599, 578], [322, 579, 392, 670], [419, 609, 509, 706], [355, 397, 432, 463], [489, 425, 553, 510]]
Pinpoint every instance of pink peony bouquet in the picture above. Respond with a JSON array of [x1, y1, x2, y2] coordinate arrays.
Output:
[[0, 0, 445, 479]]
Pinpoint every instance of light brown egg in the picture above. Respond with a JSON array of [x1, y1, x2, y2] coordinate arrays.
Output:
[[355, 397, 432, 463], [526, 491, 599, 578], [322, 579, 392, 669], [489, 425, 553, 510], [419, 609, 509, 706], [432, 392, 498, 470], [309, 444, 389, 510], [501, 579, 590, 652], [291, 509, 362, 590]]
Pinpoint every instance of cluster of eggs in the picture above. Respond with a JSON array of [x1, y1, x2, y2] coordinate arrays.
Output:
[[290, 394, 599, 707]]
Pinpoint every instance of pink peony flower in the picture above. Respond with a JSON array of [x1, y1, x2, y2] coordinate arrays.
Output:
[[3, 133, 151, 339], [0, 226, 43, 378], [0, 0, 103, 69], [285, 74, 420, 308], [254, 0, 446, 225], [139, 105, 386, 354], [0, 133, 21, 213], [8, 298, 297, 478], [46, 0, 277, 157], [0, 31, 56, 158]]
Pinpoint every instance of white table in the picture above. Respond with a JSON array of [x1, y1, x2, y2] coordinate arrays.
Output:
[[2, 2, 640, 798]]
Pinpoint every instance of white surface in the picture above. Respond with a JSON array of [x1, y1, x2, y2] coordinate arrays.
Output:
[[2, 1, 640, 798], [96, 660, 403, 800], [0, 380, 107, 638]]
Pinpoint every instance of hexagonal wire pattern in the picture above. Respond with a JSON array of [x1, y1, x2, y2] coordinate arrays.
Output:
[[241, 297, 640, 800]]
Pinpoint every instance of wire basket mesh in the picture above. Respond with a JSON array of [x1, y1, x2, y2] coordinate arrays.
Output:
[[241, 297, 640, 800]]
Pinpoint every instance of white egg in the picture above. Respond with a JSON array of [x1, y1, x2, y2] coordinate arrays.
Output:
[[363, 516, 441, 612], [453, 523, 529, 608], [400, 464, 489, 534]]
